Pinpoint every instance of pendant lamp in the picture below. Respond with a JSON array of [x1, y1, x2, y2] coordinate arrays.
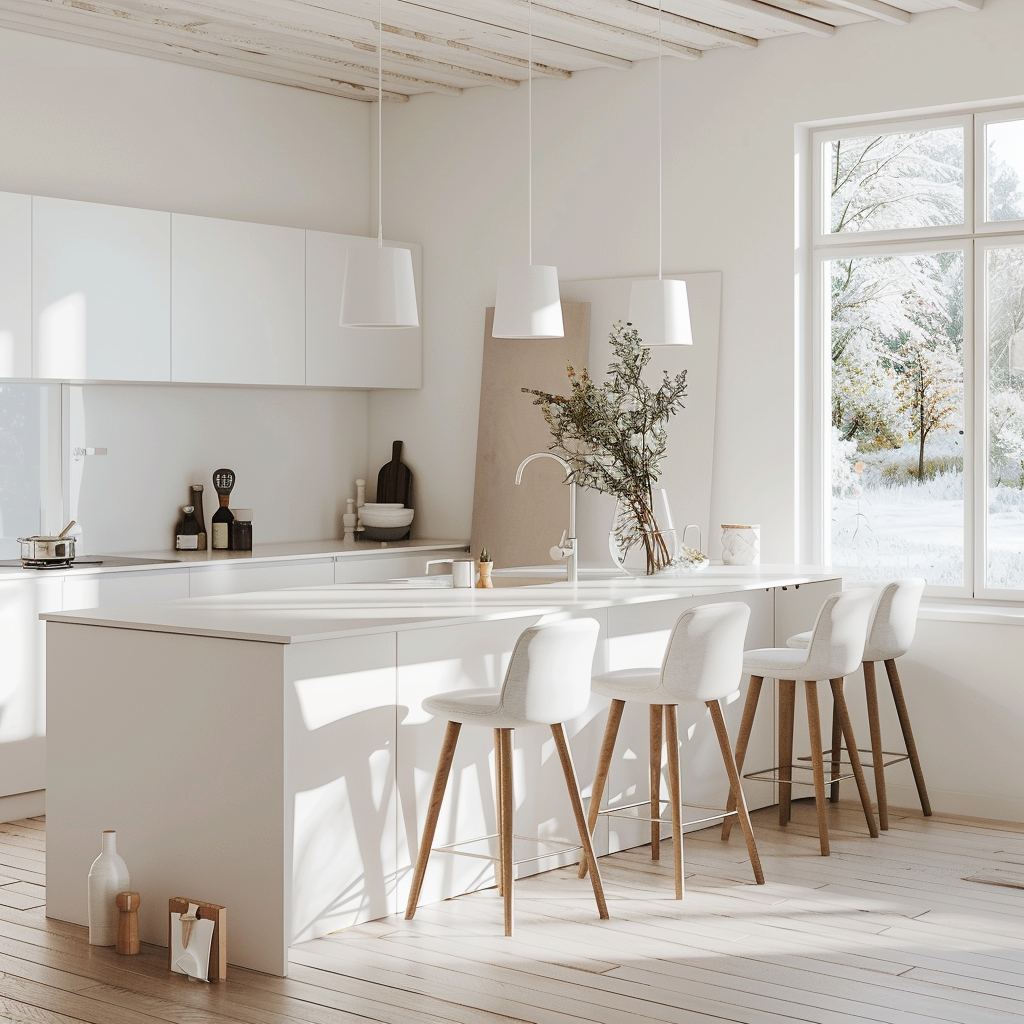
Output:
[[340, 0, 418, 329], [492, 0, 563, 339], [628, 1, 692, 348]]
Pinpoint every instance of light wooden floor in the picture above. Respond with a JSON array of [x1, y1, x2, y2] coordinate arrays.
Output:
[[1, 803, 1024, 1022]]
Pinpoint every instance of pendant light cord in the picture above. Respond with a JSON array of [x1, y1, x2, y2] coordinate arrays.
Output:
[[377, 0, 383, 248], [528, 0, 533, 266], [657, 0, 663, 281]]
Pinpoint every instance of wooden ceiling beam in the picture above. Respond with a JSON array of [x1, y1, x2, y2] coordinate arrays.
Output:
[[707, 0, 835, 36], [945, 0, 983, 9], [824, 0, 911, 25], [532, 2, 702, 58], [585, 0, 757, 48], [0, 8, 410, 99]]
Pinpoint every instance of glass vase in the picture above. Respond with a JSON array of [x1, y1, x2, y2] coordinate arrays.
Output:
[[88, 830, 130, 946], [609, 488, 681, 577]]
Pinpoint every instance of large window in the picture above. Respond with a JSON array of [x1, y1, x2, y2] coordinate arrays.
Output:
[[815, 109, 1024, 597]]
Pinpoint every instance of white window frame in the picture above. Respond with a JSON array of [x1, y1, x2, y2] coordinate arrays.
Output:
[[975, 107, 1024, 235], [813, 114, 974, 248], [812, 107, 1024, 599]]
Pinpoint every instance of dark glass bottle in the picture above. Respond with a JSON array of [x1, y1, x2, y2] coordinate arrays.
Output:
[[189, 484, 207, 550], [212, 469, 236, 551], [175, 505, 201, 551]]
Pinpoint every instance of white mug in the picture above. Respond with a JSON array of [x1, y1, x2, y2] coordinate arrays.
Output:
[[426, 558, 477, 588], [721, 524, 760, 566]]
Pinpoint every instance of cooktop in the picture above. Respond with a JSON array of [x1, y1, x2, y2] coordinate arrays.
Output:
[[0, 556, 181, 570]]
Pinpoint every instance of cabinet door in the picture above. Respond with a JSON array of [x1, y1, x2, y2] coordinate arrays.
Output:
[[32, 197, 171, 381], [62, 569, 191, 612], [0, 192, 31, 378], [305, 230, 422, 389], [172, 214, 305, 385], [0, 577, 61, 797], [189, 558, 334, 598]]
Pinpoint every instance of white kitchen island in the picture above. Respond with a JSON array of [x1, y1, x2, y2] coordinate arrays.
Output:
[[43, 567, 840, 975]]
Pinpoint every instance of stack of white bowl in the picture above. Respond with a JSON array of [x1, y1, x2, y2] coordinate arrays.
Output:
[[360, 503, 414, 540]]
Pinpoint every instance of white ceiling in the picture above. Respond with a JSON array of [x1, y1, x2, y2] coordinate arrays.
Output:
[[0, 0, 986, 102]]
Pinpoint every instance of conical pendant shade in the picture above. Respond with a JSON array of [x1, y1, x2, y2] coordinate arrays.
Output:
[[340, 246, 419, 328], [491, 262, 564, 339], [629, 278, 692, 347]]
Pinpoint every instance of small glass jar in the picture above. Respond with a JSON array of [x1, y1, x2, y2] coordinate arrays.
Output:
[[230, 509, 253, 552]]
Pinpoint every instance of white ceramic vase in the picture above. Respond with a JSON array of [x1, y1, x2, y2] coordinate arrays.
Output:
[[721, 524, 760, 566], [88, 830, 130, 946]]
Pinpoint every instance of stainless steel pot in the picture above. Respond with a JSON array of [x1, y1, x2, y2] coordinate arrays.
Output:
[[17, 521, 77, 567]]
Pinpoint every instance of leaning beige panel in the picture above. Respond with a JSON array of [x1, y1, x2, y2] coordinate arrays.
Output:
[[471, 301, 590, 570]]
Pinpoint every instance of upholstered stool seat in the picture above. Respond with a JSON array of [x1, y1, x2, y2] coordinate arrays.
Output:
[[580, 602, 764, 899], [785, 579, 929, 830], [404, 617, 608, 936], [722, 588, 880, 857]]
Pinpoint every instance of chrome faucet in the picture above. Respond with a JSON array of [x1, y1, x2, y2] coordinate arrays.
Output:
[[515, 452, 578, 583]]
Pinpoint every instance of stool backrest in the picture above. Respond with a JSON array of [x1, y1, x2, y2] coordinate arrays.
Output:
[[660, 602, 751, 703], [864, 578, 925, 662], [803, 588, 875, 680], [500, 618, 600, 726]]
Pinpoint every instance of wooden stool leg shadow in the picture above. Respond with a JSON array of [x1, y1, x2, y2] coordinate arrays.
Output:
[[830, 678, 879, 838], [722, 676, 763, 842], [550, 723, 609, 920], [886, 658, 932, 817], [707, 700, 764, 884], [405, 721, 461, 920], [578, 699, 624, 881]]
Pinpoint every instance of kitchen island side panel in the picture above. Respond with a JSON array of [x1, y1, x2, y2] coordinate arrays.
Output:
[[283, 633, 399, 943], [46, 622, 288, 975]]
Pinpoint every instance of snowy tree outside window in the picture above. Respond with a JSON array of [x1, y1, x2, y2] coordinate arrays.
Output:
[[817, 112, 1024, 594]]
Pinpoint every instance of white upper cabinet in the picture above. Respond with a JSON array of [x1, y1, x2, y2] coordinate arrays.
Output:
[[32, 197, 171, 381], [0, 193, 33, 378], [305, 231, 422, 389], [172, 214, 305, 386]]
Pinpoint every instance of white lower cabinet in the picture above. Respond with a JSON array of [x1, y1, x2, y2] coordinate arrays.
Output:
[[0, 577, 61, 797], [62, 568, 191, 611], [334, 549, 468, 584], [189, 558, 335, 598]]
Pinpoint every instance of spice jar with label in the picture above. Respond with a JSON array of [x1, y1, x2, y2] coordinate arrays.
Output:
[[230, 509, 253, 552]]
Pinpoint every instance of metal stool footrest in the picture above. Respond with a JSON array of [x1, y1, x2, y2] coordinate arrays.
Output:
[[797, 748, 911, 769], [744, 764, 860, 787], [596, 798, 738, 828], [432, 833, 581, 867]]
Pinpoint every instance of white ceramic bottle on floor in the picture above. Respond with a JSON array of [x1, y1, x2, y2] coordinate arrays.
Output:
[[88, 830, 130, 945]]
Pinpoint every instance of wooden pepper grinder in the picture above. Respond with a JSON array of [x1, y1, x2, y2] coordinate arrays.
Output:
[[115, 891, 141, 955]]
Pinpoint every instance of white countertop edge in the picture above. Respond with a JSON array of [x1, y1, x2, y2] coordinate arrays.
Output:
[[41, 570, 844, 644], [0, 538, 469, 580]]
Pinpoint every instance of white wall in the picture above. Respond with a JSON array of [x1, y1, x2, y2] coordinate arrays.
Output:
[[374, 0, 1024, 558], [0, 26, 375, 550], [375, 0, 1024, 820]]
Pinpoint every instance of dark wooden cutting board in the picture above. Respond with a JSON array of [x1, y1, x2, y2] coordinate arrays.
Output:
[[377, 440, 413, 507]]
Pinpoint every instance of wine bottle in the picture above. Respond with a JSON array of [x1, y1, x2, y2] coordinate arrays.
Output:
[[211, 468, 236, 550], [175, 506, 201, 551], [189, 484, 207, 550]]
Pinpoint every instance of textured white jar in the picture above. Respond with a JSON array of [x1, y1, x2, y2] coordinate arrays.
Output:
[[721, 524, 760, 566], [88, 830, 130, 945]]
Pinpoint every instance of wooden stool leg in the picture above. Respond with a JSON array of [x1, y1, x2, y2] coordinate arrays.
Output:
[[829, 699, 843, 804], [707, 700, 764, 885], [804, 681, 830, 857], [494, 729, 504, 895], [778, 680, 796, 827], [830, 678, 879, 838], [722, 676, 763, 841], [650, 704, 664, 860], [863, 662, 889, 831], [499, 728, 515, 936], [578, 699, 625, 880], [405, 721, 461, 919], [664, 705, 684, 899], [550, 723, 609, 920], [885, 658, 932, 817]]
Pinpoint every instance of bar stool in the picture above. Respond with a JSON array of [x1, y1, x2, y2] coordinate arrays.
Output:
[[404, 617, 608, 936], [786, 578, 929, 831], [578, 602, 764, 899], [722, 589, 879, 856]]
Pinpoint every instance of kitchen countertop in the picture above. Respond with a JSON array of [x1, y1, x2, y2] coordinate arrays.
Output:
[[42, 565, 841, 644], [0, 537, 469, 580]]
